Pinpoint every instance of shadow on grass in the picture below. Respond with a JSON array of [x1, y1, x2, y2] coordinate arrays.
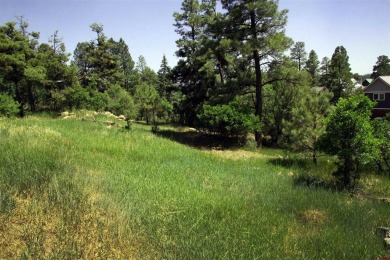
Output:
[[292, 174, 341, 191], [268, 156, 341, 191], [153, 129, 246, 150], [268, 157, 309, 169]]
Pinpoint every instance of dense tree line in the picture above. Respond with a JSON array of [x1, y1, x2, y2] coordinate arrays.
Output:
[[0, 1, 389, 189]]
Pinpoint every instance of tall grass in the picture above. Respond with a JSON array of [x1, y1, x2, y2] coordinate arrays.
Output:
[[0, 115, 389, 258]]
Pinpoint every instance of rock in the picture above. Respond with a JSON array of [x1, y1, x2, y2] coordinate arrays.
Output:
[[103, 121, 116, 126], [61, 111, 69, 117], [118, 115, 126, 120], [385, 238, 390, 249]]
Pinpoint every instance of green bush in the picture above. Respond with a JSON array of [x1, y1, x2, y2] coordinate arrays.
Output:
[[318, 95, 378, 190], [106, 84, 136, 118], [198, 100, 261, 137], [0, 94, 19, 117], [371, 116, 390, 174]]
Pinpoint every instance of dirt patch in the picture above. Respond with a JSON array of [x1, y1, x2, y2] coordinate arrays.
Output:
[[209, 149, 277, 160]]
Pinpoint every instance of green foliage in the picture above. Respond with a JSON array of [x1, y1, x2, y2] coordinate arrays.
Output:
[[305, 50, 320, 87], [105, 84, 135, 118], [371, 117, 390, 174], [134, 83, 160, 124], [290, 41, 307, 70], [318, 95, 378, 189], [328, 46, 353, 101], [371, 55, 390, 79], [198, 99, 261, 137], [0, 93, 19, 117], [263, 60, 311, 146], [284, 88, 333, 163]]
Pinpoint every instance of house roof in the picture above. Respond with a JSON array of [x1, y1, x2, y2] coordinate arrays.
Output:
[[364, 76, 390, 92]]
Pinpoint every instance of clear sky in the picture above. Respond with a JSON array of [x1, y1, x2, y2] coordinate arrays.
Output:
[[0, 0, 389, 74]]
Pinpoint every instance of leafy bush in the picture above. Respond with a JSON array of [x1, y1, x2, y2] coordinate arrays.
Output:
[[0, 93, 19, 117], [318, 95, 378, 190], [371, 116, 390, 174], [198, 100, 261, 137], [106, 84, 136, 118]]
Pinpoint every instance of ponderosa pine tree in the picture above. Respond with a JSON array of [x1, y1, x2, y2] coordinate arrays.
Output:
[[0, 21, 37, 116], [109, 38, 135, 92], [305, 50, 320, 87], [173, 0, 218, 125], [74, 23, 122, 92], [371, 55, 390, 79], [290, 41, 307, 71], [157, 55, 173, 99], [319, 56, 330, 87], [283, 87, 333, 164], [221, 0, 292, 147], [328, 46, 352, 102], [262, 59, 310, 146]]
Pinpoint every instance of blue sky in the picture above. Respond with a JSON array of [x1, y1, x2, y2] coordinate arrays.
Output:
[[0, 0, 389, 74]]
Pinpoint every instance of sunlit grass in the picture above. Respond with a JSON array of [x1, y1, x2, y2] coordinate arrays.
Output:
[[0, 114, 389, 258]]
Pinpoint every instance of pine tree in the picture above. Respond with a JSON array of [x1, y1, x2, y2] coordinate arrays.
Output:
[[284, 88, 333, 164], [290, 41, 307, 71], [305, 50, 320, 87], [157, 55, 172, 99], [319, 56, 330, 87], [371, 55, 390, 79], [328, 46, 352, 102], [221, 0, 292, 147], [173, 0, 216, 125]]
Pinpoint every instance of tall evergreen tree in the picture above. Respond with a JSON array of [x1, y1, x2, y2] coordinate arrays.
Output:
[[305, 50, 320, 87], [371, 55, 390, 79], [328, 46, 352, 101], [319, 56, 330, 87], [0, 21, 36, 116], [157, 55, 173, 98], [173, 0, 216, 125], [290, 41, 307, 71], [109, 38, 135, 91], [73, 23, 122, 92], [221, 0, 292, 147]]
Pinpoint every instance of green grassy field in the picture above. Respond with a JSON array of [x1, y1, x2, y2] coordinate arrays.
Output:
[[0, 113, 389, 259]]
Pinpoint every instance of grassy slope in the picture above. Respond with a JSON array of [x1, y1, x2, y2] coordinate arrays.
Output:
[[0, 114, 389, 259]]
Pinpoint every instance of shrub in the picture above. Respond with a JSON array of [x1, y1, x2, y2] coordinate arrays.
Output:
[[318, 95, 378, 190], [106, 84, 136, 118], [198, 100, 261, 137], [371, 116, 390, 174], [0, 93, 19, 117]]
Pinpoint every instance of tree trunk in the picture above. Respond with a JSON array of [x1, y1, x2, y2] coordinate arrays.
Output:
[[251, 11, 263, 148], [28, 84, 36, 112], [15, 82, 25, 117], [312, 149, 317, 165], [343, 156, 352, 189]]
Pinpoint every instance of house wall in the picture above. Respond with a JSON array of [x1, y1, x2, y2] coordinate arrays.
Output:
[[364, 93, 390, 109]]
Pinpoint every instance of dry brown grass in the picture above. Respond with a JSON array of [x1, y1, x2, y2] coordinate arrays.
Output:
[[209, 149, 277, 160], [0, 191, 139, 259], [297, 209, 328, 226]]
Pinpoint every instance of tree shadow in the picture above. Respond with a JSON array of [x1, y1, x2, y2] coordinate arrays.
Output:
[[268, 156, 341, 191], [268, 157, 309, 169], [292, 174, 341, 191], [153, 129, 246, 150]]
